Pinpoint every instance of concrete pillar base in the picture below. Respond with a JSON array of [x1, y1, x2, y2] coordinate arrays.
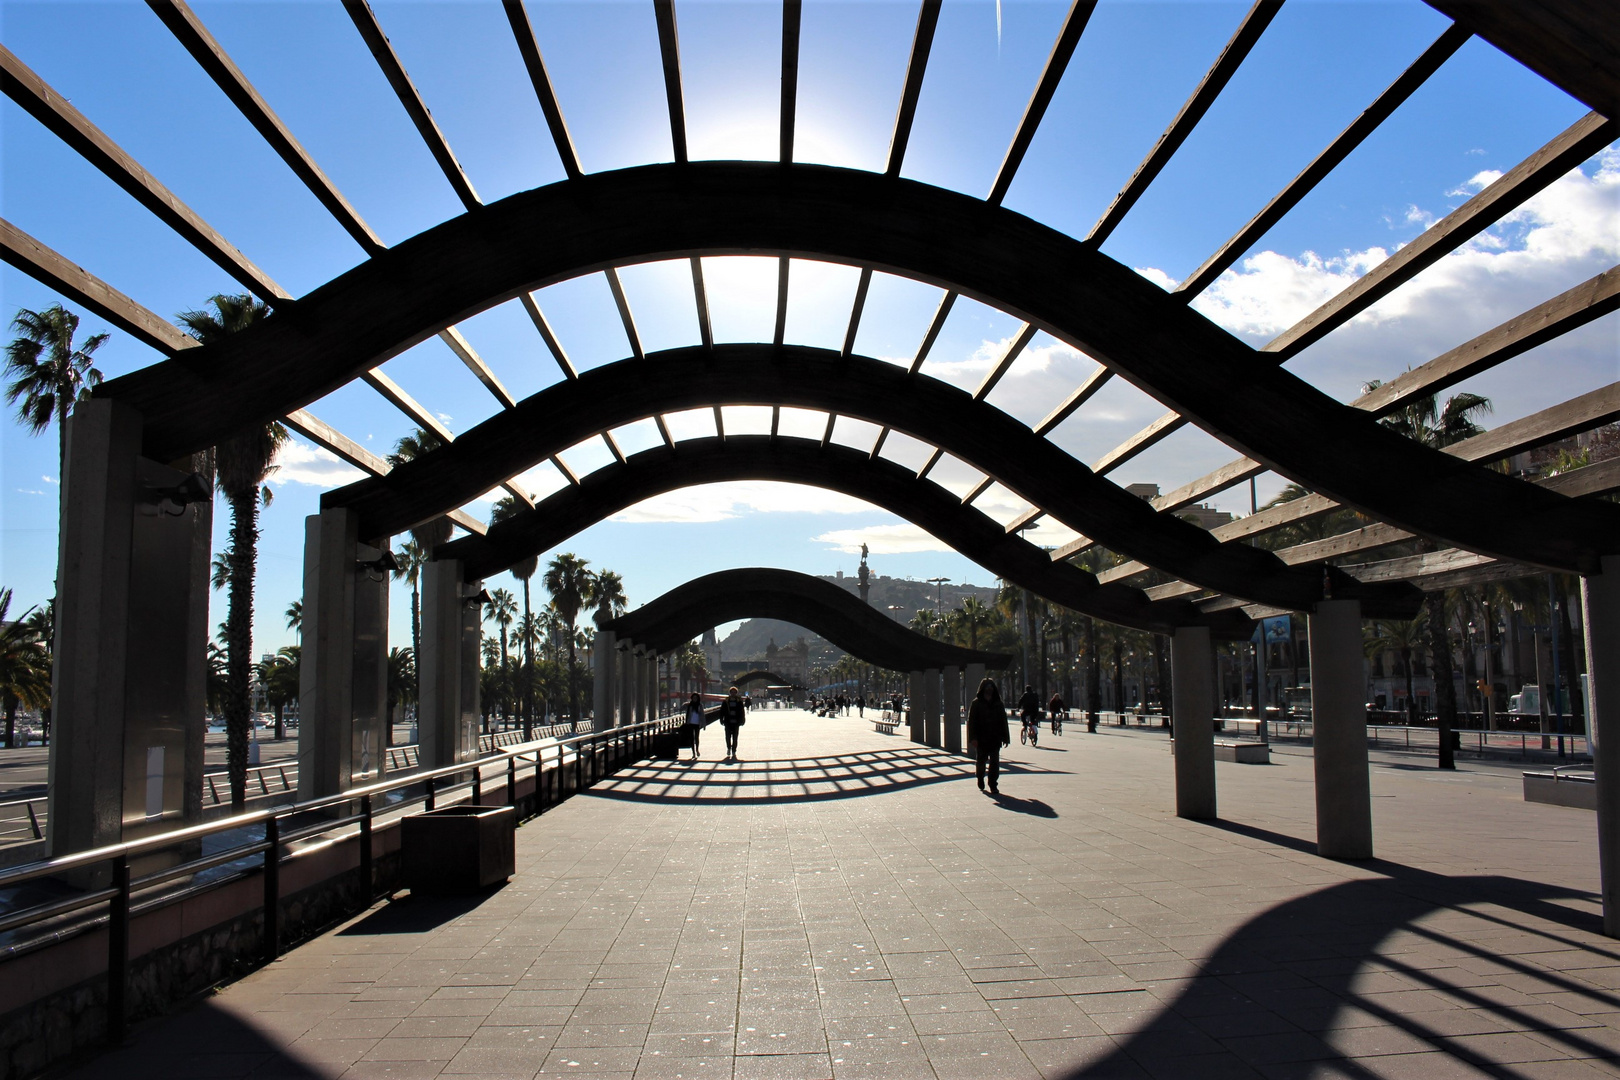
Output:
[[1172, 626, 1216, 820], [420, 560, 480, 769], [923, 669, 941, 747], [908, 671, 925, 743], [943, 667, 962, 753], [1582, 555, 1620, 935], [1311, 599, 1371, 860]]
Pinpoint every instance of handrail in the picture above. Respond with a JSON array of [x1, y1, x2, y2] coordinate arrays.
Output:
[[0, 712, 683, 1050], [0, 716, 670, 891]]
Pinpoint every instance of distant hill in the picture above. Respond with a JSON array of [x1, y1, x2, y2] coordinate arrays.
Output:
[[718, 573, 997, 664]]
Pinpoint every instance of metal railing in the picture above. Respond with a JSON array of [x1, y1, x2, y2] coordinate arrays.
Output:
[[0, 714, 682, 1047]]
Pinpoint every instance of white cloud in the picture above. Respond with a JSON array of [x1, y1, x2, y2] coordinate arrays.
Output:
[[1146, 146, 1620, 413], [612, 481, 875, 524], [815, 523, 952, 555], [268, 440, 366, 488], [42, 474, 57, 485], [16, 488, 47, 496]]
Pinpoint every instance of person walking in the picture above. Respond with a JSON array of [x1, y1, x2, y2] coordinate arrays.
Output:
[[685, 692, 706, 762], [967, 678, 1010, 795], [721, 685, 747, 762]]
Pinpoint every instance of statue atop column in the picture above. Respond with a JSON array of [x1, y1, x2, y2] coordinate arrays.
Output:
[[858, 543, 871, 605]]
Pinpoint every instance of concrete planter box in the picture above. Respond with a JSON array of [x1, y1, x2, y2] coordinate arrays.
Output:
[[1523, 772, 1596, 811], [1171, 739, 1271, 764], [402, 805, 516, 894]]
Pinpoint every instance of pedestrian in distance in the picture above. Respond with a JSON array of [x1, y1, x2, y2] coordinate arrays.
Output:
[[721, 685, 747, 762], [967, 678, 1010, 795], [685, 692, 706, 762], [857, 694, 865, 718]]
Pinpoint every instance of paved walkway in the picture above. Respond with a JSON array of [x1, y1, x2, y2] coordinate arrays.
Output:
[[68, 709, 1620, 1079]]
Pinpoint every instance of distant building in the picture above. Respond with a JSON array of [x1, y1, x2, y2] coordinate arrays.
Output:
[[1126, 482, 1232, 532], [701, 627, 721, 676], [763, 637, 810, 685]]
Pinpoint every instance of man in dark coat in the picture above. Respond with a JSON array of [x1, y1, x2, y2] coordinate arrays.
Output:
[[967, 678, 1011, 795], [720, 685, 747, 762]]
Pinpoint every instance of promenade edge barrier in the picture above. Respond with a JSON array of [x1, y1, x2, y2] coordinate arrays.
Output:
[[0, 712, 685, 1048]]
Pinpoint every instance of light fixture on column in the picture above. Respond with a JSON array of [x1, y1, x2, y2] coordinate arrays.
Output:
[[355, 549, 399, 581], [139, 472, 210, 517], [462, 587, 492, 609]]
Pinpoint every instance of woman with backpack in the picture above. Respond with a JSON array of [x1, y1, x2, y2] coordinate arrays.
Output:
[[685, 692, 706, 762]]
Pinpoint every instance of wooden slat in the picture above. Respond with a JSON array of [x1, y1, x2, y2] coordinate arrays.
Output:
[[962, 475, 993, 505], [910, 290, 956, 373], [780, 0, 801, 164], [151, 0, 386, 255], [869, 427, 890, 461], [820, 412, 837, 449], [1079, 263, 1620, 558], [1033, 364, 1110, 436], [1357, 266, 1620, 417], [0, 45, 289, 302], [519, 293, 577, 380], [885, 0, 943, 177], [842, 268, 873, 358], [550, 454, 579, 486], [1274, 521, 1416, 566], [605, 268, 644, 360], [343, 0, 481, 210], [713, 405, 726, 442], [503, 0, 582, 179], [986, 0, 1097, 206], [1178, 22, 1469, 299], [916, 447, 943, 480], [1441, 381, 1620, 464], [773, 257, 790, 346], [0, 219, 198, 355], [655, 414, 675, 449], [1265, 111, 1617, 360], [602, 432, 627, 465], [283, 408, 388, 475], [446, 509, 488, 537], [1086, 0, 1281, 246], [439, 327, 516, 409], [1094, 409, 1182, 475], [363, 369, 453, 442], [770, 405, 780, 439], [1048, 533, 1094, 562], [1543, 454, 1620, 499], [691, 257, 713, 348], [653, 0, 688, 164], [972, 323, 1037, 401]]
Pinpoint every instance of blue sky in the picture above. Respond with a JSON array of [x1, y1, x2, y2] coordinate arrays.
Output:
[[2, 0, 1615, 657]]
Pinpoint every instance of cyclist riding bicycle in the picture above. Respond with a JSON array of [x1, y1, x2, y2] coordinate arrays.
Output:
[[1017, 684, 1042, 747], [1047, 692, 1065, 735]]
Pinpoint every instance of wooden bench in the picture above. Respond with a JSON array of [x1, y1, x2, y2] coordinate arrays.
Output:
[[873, 720, 900, 735]]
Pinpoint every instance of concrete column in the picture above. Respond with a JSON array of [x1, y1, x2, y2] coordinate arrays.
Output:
[[297, 510, 389, 800], [48, 400, 212, 857], [908, 671, 925, 743], [617, 639, 635, 727], [633, 648, 648, 724], [1311, 599, 1371, 860], [965, 663, 986, 705], [419, 561, 480, 769], [943, 667, 962, 753], [593, 628, 617, 732], [1171, 626, 1216, 820], [1582, 555, 1620, 935], [923, 669, 941, 747]]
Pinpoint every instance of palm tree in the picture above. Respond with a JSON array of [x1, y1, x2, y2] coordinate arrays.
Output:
[[486, 587, 518, 729], [544, 554, 593, 725], [908, 609, 938, 638], [206, 641, 229, 718], [490, 497, 540, 736], [176, 294, 288, 809], [515, 611, 545, 727], [4, 305, 107, 545], [1365, 380, 1492, 450], [22, 599, 54, 743], [390, 538, 427, 705], [285, 599, 302, 638], [255, 647, 300, 741], [1365, 615, 1430, 723], [954, 596, 993, 650], [386, 647, 416, 735], [0, 589, 50, 748]]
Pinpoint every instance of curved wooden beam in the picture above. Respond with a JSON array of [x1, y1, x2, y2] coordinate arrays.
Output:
[[436, 434, 1258, 634], [333, 348, 1417, 616], [600, 568, 1011, 670], [96, 161, 1620, 575]]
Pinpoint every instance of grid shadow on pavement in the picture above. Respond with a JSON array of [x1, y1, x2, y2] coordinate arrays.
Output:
[[62, 707, 1620, 1080]]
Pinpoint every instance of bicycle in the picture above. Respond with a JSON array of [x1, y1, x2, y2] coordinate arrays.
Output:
[[1021, 714, 1040, 747], [1051, 709, 1064, 736]]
